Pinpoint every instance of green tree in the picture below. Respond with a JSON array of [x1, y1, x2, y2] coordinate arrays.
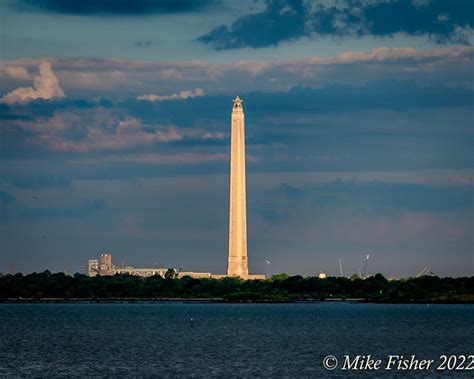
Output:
[[164, 268, 178, 280], [271, 273, 289, 281]]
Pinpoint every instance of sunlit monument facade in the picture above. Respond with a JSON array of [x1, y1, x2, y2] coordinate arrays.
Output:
[[227, 96, 249, 278]]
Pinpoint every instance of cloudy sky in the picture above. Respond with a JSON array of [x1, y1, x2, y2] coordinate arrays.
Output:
[[0, 0, 473, 277]]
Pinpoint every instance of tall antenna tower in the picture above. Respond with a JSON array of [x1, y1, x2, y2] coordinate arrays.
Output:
[[339, 259, 344, 277]]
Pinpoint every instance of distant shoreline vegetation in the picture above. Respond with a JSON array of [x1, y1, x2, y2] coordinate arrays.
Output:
[[0, 272, 473, 304]]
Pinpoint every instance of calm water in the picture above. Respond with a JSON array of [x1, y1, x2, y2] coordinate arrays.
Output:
[[0, 303, 472, 377]]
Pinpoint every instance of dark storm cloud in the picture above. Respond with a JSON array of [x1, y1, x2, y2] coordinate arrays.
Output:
[[12, 199, 106, 220], [255, 207, 281, 224], [278, 183, 305, 198], [0, 191, 15, 206], [200, 0, 307, 49], [276, 181, 473, 213], [123, 81, 474, 128], [1, 80, 472, 168], [199, 0, 474, 49], [9, 175, 71, 189], [12, 0, 215, 15], [243, 82, 474, 112], [133, 40, 153, 48], [0, 98, 103, 122]]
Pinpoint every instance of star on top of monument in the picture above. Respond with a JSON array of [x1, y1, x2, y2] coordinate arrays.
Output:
[[233, 96, 243, 109]]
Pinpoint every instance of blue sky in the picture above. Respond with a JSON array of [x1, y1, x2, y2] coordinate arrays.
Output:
[[0, 0, 473, 277]]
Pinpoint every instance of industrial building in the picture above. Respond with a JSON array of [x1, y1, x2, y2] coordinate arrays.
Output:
[[88, 259, 99, 277], [99, 253, 113, 276], [88, 253, 214, 279], [113, 267, 168, 278]]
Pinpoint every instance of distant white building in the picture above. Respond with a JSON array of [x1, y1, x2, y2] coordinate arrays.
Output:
[[87, 253, 214, 279], [113, 267, 168, 278], [113, 267, 215, 279], [178, 271, 212, 279], [100, 253, 113, 276], [88, 259, 99, 277], [87, 251, 264, 280]]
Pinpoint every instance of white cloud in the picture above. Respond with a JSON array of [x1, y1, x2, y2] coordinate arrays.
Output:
[[1, 60, 65, 104], [13, 110, 182, 153], [36, 116, 182, 153], [2, 66, 31, 80], [71, 152, 228, 165], [59, 70, 127, 90], [137, 88, 204, 102], [2, 45, 472, 96], [202, 132, 225, 140]]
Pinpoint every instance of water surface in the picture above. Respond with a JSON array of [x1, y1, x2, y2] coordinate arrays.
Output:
[[0, 303, 471, 377]]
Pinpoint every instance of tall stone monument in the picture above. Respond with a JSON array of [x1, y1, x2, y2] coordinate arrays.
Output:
[[227, 96, 249, 278]]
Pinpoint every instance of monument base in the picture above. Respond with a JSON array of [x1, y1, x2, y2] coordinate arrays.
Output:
[[211, 274, 265, 280]]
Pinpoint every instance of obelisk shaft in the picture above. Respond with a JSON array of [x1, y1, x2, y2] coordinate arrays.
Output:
[[227, 97, 249, 278]]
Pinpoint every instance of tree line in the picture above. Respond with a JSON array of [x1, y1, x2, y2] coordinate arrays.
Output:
[[0, 271, 472, 303]]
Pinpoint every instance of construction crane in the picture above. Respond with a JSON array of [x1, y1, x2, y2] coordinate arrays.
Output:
[[416, 266, 431, 278], [339, 258, 344, 277], [265, 260, 271, 279], [360, 254, 370, 279]]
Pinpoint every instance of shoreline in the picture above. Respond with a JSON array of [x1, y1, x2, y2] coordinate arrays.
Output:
[[1, 298, 472, 304]]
